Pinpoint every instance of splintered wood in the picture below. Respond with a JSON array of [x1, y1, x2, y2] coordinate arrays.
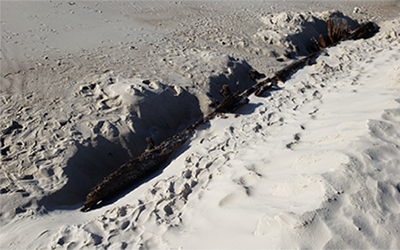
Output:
[[327, 18, 348, 45]]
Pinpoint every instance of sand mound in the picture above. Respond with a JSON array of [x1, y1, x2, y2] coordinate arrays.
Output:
[[256, 10, 360, 57], [0, 48, 253, 222]]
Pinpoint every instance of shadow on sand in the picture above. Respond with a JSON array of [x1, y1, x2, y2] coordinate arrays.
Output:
[[38, 65, 256, 212]]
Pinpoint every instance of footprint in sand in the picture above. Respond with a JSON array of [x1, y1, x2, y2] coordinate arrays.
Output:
[[266, 112, 284, 126], [286, 133, 301, 149]]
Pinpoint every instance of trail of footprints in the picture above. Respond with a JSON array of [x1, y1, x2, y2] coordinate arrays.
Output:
[[51, 152, 217, 249], [0, 93, 85, 218], [49, 57, 340, 249], [20, 30, 384, 249], [10, 41, 372, 248]]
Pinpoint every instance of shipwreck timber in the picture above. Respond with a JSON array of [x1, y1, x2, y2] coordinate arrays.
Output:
[[81, 20, 378, 212]]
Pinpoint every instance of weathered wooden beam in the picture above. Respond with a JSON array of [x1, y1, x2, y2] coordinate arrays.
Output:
[[81, 20, 378, 212], [274, 51, 319, 82], [255, 79, 275, 97], [349, 22, 376, 40], [319, 34, 327, 48], [81, 131, 192, 212], [81, 86, 251, 212]]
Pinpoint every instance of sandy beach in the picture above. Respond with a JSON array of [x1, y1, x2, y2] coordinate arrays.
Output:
[[1, 1, 400, 249]]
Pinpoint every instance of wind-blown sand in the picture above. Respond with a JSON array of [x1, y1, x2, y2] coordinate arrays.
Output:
[[1, 1, 400, 249]]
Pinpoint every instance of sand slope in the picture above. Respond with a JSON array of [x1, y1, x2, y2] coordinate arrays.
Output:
[[1, 1, 400, 249]]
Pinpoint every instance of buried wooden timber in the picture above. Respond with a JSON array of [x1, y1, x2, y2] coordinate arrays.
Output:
[[80, 89, 250, 212], [81, 21, 378, 212], [81, 130, 192, 212]]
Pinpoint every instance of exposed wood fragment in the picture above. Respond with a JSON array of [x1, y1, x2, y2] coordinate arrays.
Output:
[[249, 70, 261, 81], [327, 19, 334, 44], [146, 137, 155, 151], [319, 34, 327, 48], [81, 131, 192, 212], [350, 22, 376, 39], [275, 51, 319, 82], [342, 23, 348, 39], [220, 84, 232, 99], [255, 79, 275, 97]]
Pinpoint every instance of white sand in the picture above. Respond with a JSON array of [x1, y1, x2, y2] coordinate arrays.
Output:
[[1, 1, 400, 249]]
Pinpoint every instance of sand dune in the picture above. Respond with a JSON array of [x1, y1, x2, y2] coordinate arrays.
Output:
[[1, 1, 400, 249]]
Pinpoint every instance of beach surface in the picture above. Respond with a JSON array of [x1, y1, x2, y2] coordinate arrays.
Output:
[[1, 1, 400, 249]]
